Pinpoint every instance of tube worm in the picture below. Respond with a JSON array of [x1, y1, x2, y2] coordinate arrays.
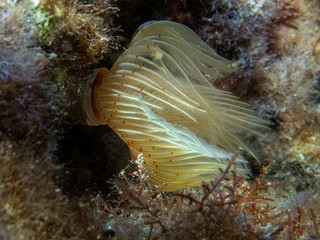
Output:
[[83, 21, 267, 191]]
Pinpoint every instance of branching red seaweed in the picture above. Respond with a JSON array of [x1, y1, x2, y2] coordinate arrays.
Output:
[[97, 154, 320, 239]]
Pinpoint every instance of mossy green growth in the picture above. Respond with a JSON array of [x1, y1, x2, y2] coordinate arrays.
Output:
[[52, 64, 68, 85], [36, 15, 59, 47], [35, 0, 120, 70]]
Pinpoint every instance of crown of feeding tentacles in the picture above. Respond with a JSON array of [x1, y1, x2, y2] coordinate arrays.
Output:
[[83, 21, 267, 191]]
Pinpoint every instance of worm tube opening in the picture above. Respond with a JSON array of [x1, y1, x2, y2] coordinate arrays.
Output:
[[82, 68, 109, 126]]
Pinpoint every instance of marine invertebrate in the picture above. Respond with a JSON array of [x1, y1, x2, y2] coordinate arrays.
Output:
[[83, 21, 266, 191]]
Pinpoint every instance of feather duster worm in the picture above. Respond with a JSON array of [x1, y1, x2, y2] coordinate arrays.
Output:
[[83, 21, 267, 191]]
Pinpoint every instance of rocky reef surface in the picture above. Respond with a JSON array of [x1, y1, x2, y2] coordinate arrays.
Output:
[[0, 0, 319, 239]]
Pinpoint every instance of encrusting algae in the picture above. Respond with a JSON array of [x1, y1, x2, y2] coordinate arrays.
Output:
[[83, 21, 267, 191]]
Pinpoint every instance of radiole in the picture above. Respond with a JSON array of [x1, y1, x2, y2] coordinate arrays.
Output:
[[83, 21, 267, 191]]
